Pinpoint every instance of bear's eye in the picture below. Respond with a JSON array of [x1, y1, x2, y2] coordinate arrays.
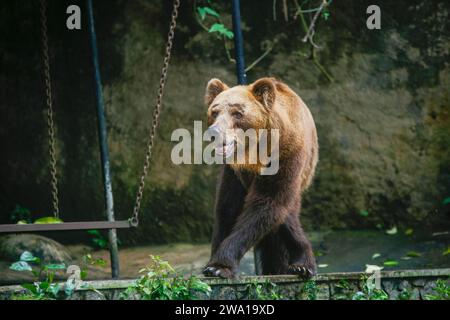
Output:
[[211, 111, 219, 118], [232, 111, 243, 119]]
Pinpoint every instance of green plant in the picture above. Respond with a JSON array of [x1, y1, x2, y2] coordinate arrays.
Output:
[[87, 230, 122, 249], [424, 280, 450, 300], [246, 279, 283, 300], [194, 0, 237, 64], [303, 280, 318, 300], [121, 255, 211, 300], [397, 288, 412, 300], [352, 276, 389, 300], [79, 253, 107, 280], [10, 205, 31, 223], [86, 230, 108, 249], [10, 251, 66, 300]]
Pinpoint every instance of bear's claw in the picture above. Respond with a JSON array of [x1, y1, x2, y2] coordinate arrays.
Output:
[[287, 264, 315, 279], [203, 265, 235, 279]]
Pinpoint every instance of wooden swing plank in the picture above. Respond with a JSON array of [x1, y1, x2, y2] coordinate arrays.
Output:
[[0, 220, 132, 233]]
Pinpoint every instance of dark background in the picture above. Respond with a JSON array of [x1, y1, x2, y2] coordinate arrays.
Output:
[[0, 0, 449, 245]]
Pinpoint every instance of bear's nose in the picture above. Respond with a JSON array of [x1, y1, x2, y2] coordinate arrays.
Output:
[[205, 124, 221, 140]]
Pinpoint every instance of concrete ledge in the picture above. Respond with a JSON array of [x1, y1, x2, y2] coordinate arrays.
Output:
[[1, 268, 449, 300]]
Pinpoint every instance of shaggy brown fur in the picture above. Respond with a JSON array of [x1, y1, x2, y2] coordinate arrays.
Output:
[[203, 77, 318, 278]]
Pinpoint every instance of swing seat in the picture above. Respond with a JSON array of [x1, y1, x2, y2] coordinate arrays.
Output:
[[0, 220, 133, 233]]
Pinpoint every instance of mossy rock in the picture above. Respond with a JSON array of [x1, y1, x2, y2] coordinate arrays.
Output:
[[0, 234, 71, 263]]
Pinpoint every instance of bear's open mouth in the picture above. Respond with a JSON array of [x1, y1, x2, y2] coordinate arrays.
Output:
[[215, 140, 235, 158]]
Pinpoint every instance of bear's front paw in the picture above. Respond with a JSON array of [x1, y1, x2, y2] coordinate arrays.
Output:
[[287, 263, 316, 279], [203, 263, 236, 279]]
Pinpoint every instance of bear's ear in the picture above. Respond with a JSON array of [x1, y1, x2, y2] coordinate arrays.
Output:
[[205, 78, 229, 106], [251, 78, 276, 109]]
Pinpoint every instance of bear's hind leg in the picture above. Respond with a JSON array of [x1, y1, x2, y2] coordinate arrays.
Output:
[[256, 229, 289, 275]]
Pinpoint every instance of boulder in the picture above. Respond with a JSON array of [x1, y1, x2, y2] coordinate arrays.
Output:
[[0, 234, 71, 263]]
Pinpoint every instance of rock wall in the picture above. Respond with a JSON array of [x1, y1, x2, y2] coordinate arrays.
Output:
[[0, 269, 449, 300], [0, 0, 449, 243]]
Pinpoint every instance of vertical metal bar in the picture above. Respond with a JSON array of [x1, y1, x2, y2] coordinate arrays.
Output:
[[231, 0, 261, 275], [231, 0, 247, 85], [86, 0, 120, 279]]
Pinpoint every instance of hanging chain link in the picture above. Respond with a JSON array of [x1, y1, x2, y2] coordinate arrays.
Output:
[[40, 0, 60, 219], [130, 0, 181, 226]]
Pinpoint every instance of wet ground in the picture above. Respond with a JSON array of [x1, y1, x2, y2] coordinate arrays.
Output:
[[1, 229, 449, 284]]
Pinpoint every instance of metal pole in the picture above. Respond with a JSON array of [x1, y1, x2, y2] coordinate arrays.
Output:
[[231, 0, 247, 85], [87, 0, 120, 279], [231, 0, 262, 275]]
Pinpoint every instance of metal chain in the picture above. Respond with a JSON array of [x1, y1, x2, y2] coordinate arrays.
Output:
[[40, 0, 60, 219], [130, 0, 181, 226]]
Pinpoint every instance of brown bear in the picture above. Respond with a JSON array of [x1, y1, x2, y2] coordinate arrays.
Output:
[[202, 77, 318, 279]]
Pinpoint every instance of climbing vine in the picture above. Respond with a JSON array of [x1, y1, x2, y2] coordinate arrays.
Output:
[[193, 0, 334, 81]]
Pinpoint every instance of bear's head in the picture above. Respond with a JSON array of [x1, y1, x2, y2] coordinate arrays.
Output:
[[204, 77, 280, 173]]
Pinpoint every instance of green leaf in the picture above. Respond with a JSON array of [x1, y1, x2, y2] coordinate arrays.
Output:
[[80, 270, 88, 281], [383, 260, 399, 267], [404, 228, 414, 236], [87, 230, 101, 236], [442, 197, 450, 205], [10, 261, 32, 272], [406, 251, 421, 258], [20, 251, 38, 262], [208, 23, 234, 39], [442, 247, 450, 256], [197, 6, 220, 20], [48, 283, 60, 297], [197, 7, 206, 20], [359, 210, 369, 217], [203, 7, 220, 18], [21, 283, 38, 294], [322, 11, 330, 20], [45, 263, 66, 270], [39, 281, 50, 291], [93, 238, 107, 249], [17, 220, 28, 225], [34, 217, 63, 224]]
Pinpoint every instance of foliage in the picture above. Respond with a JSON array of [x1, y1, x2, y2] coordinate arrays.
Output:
[[194, 0, 235, 63], [121, 255, 211, 300], [246, 279, 283, 300], [303, 280, 317, 300], [383, 260, 399, 267], [9, 250, 106, 300], [352, 276, 389, 300], [424, 280, 450, 300], [87, 230, 108, 249], [397, 289, 412, 300], [197, 6, 220, 20], [87, 229, 121, 250], [208, 23, 234, 39], [193, 0, 334, 78], [33, 216, 63, 224], [9, 205, 63, 225], [9, 251, 65, 300], [10, 205, 31, 223], [359, 210, 369, 217]]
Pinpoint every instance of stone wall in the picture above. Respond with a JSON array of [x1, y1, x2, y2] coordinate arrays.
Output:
[[0, 269, 448, 300]]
